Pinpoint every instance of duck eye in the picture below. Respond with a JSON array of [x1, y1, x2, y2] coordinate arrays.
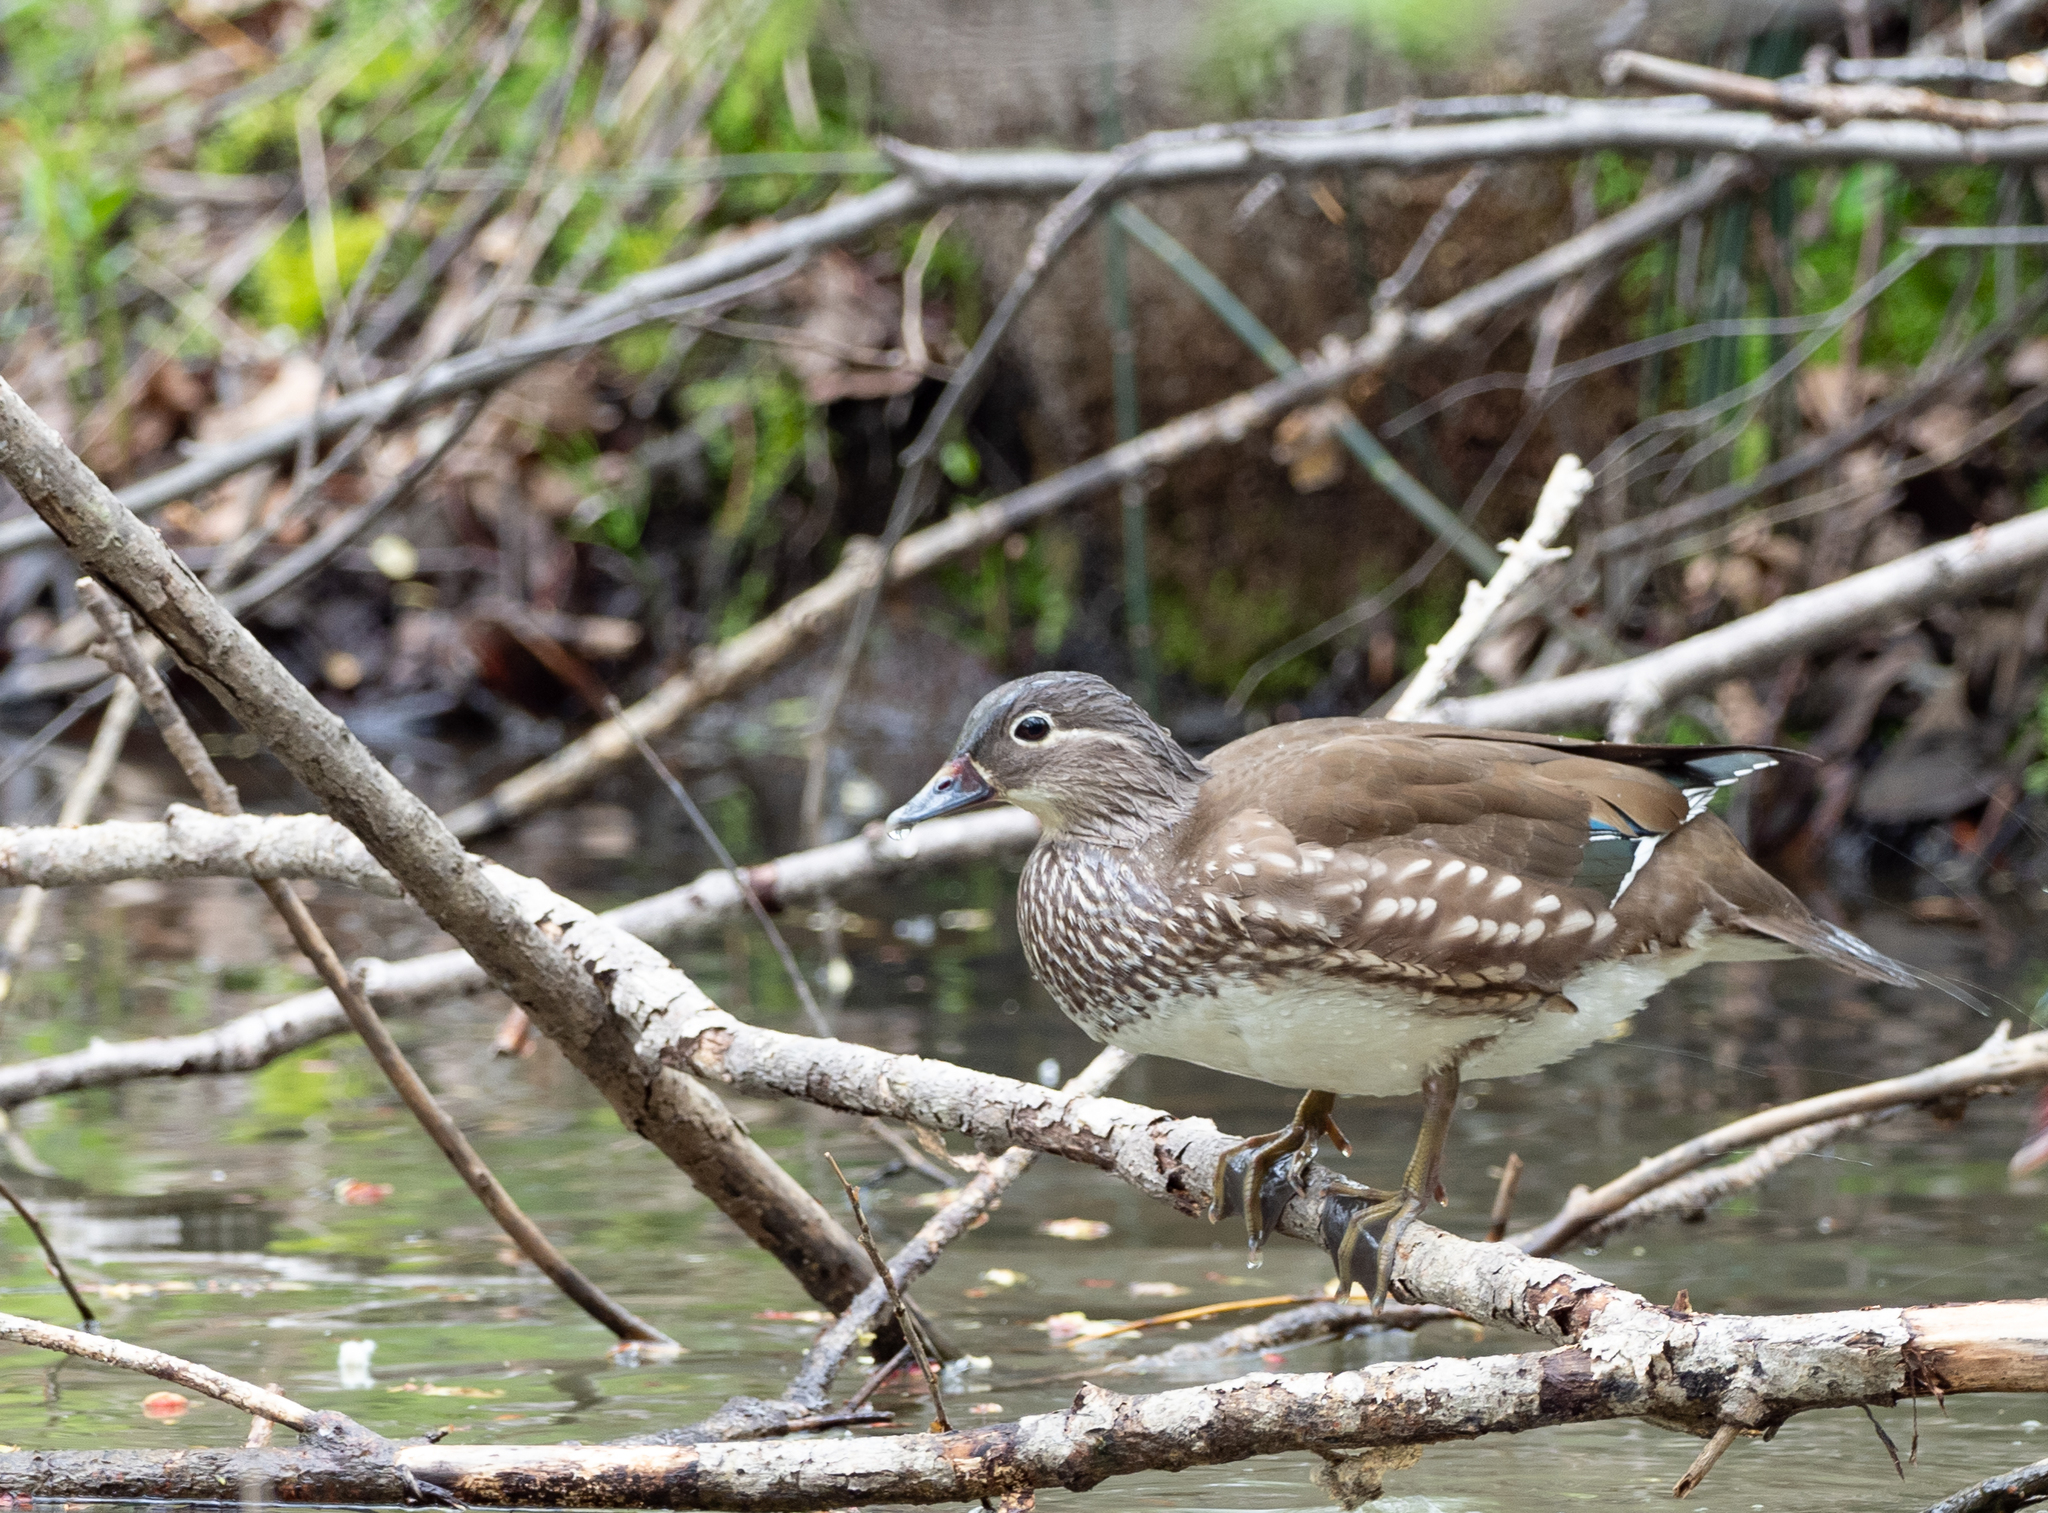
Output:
[[1011, 714, 1052, 743]]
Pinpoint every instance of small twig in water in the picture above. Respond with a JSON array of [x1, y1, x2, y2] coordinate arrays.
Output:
[[1484, 1152, 1525, 1245], [1863, 1402, 1906, 1479], [0, 1174, 94, 1329], [1066, 1294, 1323, 1347], [1672, 1422, 1741, 1499], [0, 1309, 373, 1438], [0, 676, 140, 1006], [843, 1342, 914, 1415], [826, 1152, 952, 1433]]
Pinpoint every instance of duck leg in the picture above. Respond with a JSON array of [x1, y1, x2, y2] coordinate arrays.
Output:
[[1323, 1064, 1460, 1307], [1208, 1088, 1352, 1262]]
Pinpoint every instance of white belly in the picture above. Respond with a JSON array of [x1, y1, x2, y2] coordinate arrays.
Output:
[[1091, 934, 1793, 1098]]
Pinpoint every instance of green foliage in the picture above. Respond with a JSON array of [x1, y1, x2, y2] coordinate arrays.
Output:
[[246, 213, 391, 333], [1154, 570, 1305, 695], [1196, 0, 1504, 109], [939, 438, 981, 487], [1794, 165, 2003, 368]]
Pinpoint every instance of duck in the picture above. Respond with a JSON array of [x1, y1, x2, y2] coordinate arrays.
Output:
[[887, 671, 1915, 1301]]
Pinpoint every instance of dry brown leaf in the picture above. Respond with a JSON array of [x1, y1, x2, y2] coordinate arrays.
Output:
[[1036, 1217, 1111, 1240], [1271, 398, 1349, 493], [1904, 401, 1976, 460], [197, 355, 321, 446], [783, 251, 917, 404]]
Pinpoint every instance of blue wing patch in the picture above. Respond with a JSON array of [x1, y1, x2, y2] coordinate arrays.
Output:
[[1677, 752, 1780, 822], [1577, 752, 1780, 903], [1575, 816, 1663, 903]]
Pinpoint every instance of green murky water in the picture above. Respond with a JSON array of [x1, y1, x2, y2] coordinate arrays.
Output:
[[0, 802, 2043, 1511]]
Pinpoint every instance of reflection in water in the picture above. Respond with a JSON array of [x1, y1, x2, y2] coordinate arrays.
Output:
[[0, 785, 2040, 1510]]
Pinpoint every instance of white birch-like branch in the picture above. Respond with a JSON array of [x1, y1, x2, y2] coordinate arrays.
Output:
[[0, 807, 401, 895], [1386, 453, 1592, 720], [1429, 507, 2048, 735], [0, 1310, 371, 1439]]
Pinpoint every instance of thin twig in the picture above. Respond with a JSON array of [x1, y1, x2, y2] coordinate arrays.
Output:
[[1509, 1021, 2043, 1256], [1373, 164, 1493, 312], [787, 1047, 1131, 1409], [0, 1175, 94, 1329], [1484, 1153, 1525, 1245], [0, 1309, 372, 1438], [0, 678, 140, 1005], [1672, 1422, 1741, 1498], [79, 581, 677, 1353], [1386, 454, 1591, 719], [603, 693, 832, 1038], [843, 1343, 913, 1415], [825, 1153, 951, 1433], [1608, 48, 2048, 129], [900, 210, 955, 374]]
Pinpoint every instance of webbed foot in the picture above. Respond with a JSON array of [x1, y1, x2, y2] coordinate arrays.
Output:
[[1208, 1089, 1350, 1263], [1316, 1064, 1461, 1309], [1319, 1180, 1424, 1307]]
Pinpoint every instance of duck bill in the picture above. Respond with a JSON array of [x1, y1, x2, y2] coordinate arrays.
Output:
[[887, 758, 995, 830]]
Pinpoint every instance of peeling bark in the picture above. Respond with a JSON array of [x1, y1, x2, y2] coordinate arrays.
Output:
[[0, 807, 400, 895], [0, 376, 876, 1319], [0, 1300, 2040, 1508]]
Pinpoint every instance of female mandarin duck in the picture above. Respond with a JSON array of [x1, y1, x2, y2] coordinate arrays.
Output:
[[889, 672, 1914, 1301]]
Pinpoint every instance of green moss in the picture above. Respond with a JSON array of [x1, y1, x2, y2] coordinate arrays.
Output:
[[245, 213, 391, 334], [1196, 0, 1504, 110], [1155, 570, 1306, 695]]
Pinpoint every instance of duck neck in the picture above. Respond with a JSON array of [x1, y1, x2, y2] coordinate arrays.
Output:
[[1034, 778, 1198, 851]]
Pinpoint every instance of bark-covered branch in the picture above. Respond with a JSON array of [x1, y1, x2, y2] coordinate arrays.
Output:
[[0, 806, 1034, 1109], [484, 865, 2048, 1324], [0, 373, 879, 1319], [0, 807, 400, 894], [1608, 49, 2048, 129], [2, 849, 2045, 1505], [1429, 508, 2048, 736], [0, 1296, 2041, 1507]]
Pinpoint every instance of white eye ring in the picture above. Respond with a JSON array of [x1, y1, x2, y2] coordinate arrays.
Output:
[[1011, 712, 1053, 743]]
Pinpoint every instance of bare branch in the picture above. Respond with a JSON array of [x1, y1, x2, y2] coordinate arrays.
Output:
[[2, 1294, 2043, 1507], [1607, 48, 2048, 129], [0, 807, 1037, 1111], [1510, 1021, 2047, 1255], [0, 372, 879, 1318], [0, 678, 138, 1003], [0, 1310, 370, 1439], [81, 581, 677, 1354], [1923, 1454, 2048, 1513], [0, 809, 400, 895], [1429, 509, 2048, 735], [1387, 454, 1590, 719]]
